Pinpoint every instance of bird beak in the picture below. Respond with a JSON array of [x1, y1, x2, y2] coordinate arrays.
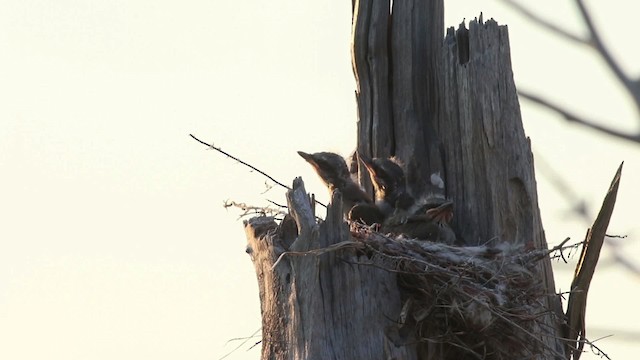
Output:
[[426, 201, 454, 223], [357, 152, 376, 175], [297, 151, 316, 164], [297, 151, 322, 174]]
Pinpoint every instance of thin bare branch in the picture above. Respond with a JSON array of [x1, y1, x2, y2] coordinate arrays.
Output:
[[190, 134, 291, 191], [589, 326, 640, 342], [503, 0, 640, 130], [266, 199, 288, 209], [575, 0, 640, 112], [218, 327, 262, 360], [518, 91, 640, 142], [501, 0, 588, 45], [190, 134, 327, 209], [223, 200, 287, 219], [547, 237, 583, 263]]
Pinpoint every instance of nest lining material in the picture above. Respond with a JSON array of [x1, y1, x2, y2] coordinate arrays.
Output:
[[272, 221, 562, 359], [350, 226, 560, 358]]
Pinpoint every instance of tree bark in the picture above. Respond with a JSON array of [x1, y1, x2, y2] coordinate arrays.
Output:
[[353, 0, 445, 196], [245, 1, 566, 359], [245, 179, 418, 360], [436, 17, 565, 357]]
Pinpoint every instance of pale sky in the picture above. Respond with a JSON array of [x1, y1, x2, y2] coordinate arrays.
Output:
[[1, 1, 638, 359]]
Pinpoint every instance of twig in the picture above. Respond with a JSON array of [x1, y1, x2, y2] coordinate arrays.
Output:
[[547, 237, 582, 263], [575, 0, 640, 112], [190, 134, 327, 208], [190, 134, 291, 191], [588, 326, 640, 342], [518, 90, 640, 142], [218, 327, 262, 360], [260, 180, 277, 194], [500, 0, 587, 45], [502, 0, 640, 139], [502, 0, 640, 116], [266, 199, 288, 209], [271, 239, 363, 269], [585, 336, 612, 360], [223, 200, 287, 219], [556, 335, 612, 360], [605, 234, 627, 239], [248, 340, 262, 351], [588, 344, 611, 360], [225, 331, 262, 345]]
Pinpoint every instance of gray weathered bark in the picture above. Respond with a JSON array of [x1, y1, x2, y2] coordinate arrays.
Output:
[[245, 180, 418, 360], [353, 0, 445, 196], [437, 17, 565, 357], [244, 1, 566, 359], [352, 2, 565, 356]]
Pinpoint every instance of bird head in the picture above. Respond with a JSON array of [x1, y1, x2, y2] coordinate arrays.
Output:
[[358, 153, 407, 202], [297, 151, 351, 189]]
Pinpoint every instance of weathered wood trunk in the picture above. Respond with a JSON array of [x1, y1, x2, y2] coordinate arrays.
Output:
[[244, 1, 566, 359], [246, 183, 417, 360], [437, 20, 565, 357]]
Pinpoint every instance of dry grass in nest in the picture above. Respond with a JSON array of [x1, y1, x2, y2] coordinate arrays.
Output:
[[347, 225, 564, 359], [270, 216, 573, 359]]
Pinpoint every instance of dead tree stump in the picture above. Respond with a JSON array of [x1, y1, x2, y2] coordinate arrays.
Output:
[[244, 1, 567, 359], [246, 180, 417, 359]]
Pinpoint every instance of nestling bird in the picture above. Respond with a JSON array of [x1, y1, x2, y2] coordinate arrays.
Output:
[[383, 199, 457, 244], [358, 153, 415, 217], [348, 202, 385, 226], [298, 151, 383, 225], [358, 153, 457, 243]]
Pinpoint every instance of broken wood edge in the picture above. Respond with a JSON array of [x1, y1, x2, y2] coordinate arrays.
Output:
[[286, 177, 316, 252], [565, 161, 623, 360]]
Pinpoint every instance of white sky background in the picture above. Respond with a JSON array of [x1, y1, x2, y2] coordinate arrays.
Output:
[[0, 1, 638, 359]]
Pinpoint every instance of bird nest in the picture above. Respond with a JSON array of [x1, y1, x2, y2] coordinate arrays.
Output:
[[347, 225, 563, 359]]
